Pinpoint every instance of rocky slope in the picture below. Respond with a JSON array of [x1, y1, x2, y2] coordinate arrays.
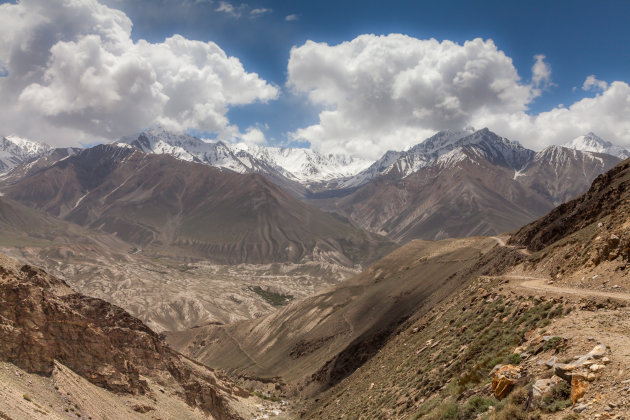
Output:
[[166, 236, 503, 395], [509, 157, 630, 252], [299, 157, 630, 419], [0, 253, 263, 419], [2, 143, 393, 265]]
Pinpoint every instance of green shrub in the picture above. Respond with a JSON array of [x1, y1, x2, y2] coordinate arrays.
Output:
[[247, 286, 293, 306], [461, 396, 496, 417], [543, 336, 566, 353], [427, 399, 459, 420], [507, 353, 522, 365], [540, 381, 571, 413], [493, 402, 530, 420]]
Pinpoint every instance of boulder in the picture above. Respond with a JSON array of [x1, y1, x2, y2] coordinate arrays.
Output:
[[573, 403, 589, 413], [590, 364, 605, 373], [532, 375, 562, 400], [544, 356, 557, 368], [554, 363, 577, 381], [587, 344, 607, 359], [491, 365, 521, 400]]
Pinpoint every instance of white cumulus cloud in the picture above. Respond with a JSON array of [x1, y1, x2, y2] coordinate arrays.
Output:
[[287, 34, 630, 158], [287, 35, 537, 158], [0, 0, 278, 146], [475, 80, 630, 151]]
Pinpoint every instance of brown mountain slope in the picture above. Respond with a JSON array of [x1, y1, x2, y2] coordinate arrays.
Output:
[[0, 253, 263, 419], [2, 144, 394, 265], [0, 195, 356, 334], [316, 145, 619, 243], [515, 146, 621, 207], [166, 236, 504, 396], [509, 158, 630, 251], [327, 147, 549, 242]]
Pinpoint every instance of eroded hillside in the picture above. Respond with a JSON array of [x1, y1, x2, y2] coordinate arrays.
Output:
[[0, 253, 281, 420]]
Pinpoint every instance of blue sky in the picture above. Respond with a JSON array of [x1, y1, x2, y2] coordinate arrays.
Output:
[[1, 0, 630, 156], [106, 0, 630, 143]]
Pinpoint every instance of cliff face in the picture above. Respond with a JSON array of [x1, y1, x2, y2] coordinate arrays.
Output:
[[0, 254, 249, 420]]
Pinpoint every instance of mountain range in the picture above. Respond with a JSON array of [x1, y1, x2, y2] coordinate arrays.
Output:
[[1, 128, 626, 248], [1, 143, 393, 265], [310, 128, 621, 241]]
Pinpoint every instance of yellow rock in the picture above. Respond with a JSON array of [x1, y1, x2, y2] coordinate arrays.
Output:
[[491, 365, 521, 400], [571, 375, 588, 404]]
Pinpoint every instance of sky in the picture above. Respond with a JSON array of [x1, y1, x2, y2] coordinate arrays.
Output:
[[0, 0, 629, 159]]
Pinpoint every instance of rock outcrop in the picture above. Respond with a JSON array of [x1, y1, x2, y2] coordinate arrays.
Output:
[[0, 254, 247, 420], [491, 364, 521, 399]]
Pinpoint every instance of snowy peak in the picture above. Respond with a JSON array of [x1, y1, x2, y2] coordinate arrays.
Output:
[[235, 143, 372, 184], [407, 128, 475, 155], [532, 145, 609, 168], [118, 128, 372, 186], [0, 135, 51, 174], [562, 132, 630, 159], [344, 127, 531, 186], [395, 127, 533, 173], [119, 128, 250, 173], [454, 128, 534, 170]]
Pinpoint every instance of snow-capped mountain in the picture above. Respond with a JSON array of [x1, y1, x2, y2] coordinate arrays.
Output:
[[119, 128, 371, 187], [339, 127, 533, 188], [562, 132, 630, 159], [0, 135, 51, 174], [516, 145, 621, 206], [120, 128, 251, 173], [232, 143, 371, 184]]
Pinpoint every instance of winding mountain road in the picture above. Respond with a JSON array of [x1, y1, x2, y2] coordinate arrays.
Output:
[[489, 238, 630, 302]]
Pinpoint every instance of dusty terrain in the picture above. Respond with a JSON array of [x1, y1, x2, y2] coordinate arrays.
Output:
[[166, 236, 503, 396], [1, 243, 354, 332], [0, 195, 358, 332]]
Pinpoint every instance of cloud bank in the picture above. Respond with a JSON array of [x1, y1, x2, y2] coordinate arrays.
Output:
[[287, 34, 630, 158], [0, 0, 278, 146]]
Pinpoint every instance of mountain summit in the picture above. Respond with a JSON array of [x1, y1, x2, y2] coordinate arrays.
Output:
[[563, 132, 630, 159], [0, 135, 51, 174], [119, 128, 371, 189]]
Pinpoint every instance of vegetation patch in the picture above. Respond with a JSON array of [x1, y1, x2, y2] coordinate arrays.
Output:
[[542, 336, 566, 353], [539, 381, 571, 413], [247, 286, 294, 306]]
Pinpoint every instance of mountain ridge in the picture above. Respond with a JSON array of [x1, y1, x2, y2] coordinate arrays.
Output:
[[2, 143, 394, 266]]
